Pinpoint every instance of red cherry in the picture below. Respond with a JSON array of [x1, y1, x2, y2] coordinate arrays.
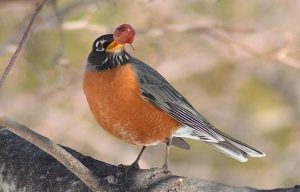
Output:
[[113, 24, 136, 44]]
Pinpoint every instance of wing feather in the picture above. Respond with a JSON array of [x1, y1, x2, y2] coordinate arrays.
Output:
[[130, 58, 265, 160], [131, 58, 224, 143]]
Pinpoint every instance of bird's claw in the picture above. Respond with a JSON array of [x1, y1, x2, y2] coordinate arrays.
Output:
[[129, 162, 140, 169], [161, 164, 171, 174]]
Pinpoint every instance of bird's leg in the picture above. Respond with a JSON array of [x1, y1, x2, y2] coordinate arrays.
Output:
[[130, 146, 146, 169], [162, 137, 172, 171]]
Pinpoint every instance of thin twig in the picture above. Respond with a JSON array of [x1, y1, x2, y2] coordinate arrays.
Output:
[[0, 0, 96, 57], [0, 116, 103, 192], [0, 0, 48, 90], [0, 1, 103, 191]]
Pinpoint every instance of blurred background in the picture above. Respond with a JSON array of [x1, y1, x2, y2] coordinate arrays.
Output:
[[1, 0, 300, 189]]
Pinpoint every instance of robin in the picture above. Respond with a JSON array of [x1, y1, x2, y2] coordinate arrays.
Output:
[[83, 24, 265, 170]]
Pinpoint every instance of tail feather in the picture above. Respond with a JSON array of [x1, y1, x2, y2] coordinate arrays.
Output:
[[210, 141, 248, 162], [173, 126, 265, 162], [226, 138, 265, 158], [215, 129, 266, 158], [169, 137, 191, 150]]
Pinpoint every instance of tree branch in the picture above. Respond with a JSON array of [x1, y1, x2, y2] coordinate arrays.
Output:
[[0, 1, 103, 190], [0, 0, 48, 90], [0, 126, 299, 192], [0, 116, 103, 192]]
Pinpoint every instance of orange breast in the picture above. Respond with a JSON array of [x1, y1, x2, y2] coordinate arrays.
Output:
[[83, 64, 180, 145]]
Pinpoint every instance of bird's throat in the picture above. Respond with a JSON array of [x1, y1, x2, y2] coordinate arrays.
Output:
[[86, 50, 131, 72]]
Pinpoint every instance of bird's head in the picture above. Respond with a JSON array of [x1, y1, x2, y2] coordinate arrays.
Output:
[[87, 24, 135, 71]]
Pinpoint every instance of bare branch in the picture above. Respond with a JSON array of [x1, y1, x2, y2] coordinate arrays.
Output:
[[0, 116, 103, 192], [1, 129, 299, 192], [0, 0, 48, 90]]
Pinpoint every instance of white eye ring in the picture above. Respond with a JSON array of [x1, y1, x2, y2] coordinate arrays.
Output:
[[95, 41, 104, 51], [96, 48, 104, 52]]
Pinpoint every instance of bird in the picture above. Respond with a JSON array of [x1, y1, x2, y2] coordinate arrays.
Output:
[[83, 24, 265, 170]]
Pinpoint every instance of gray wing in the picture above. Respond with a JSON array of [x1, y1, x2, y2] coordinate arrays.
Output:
[[130, 58, 225, 143], [130, 58, 265, 161]]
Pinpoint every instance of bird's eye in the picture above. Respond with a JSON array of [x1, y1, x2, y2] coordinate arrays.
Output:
[[95, 41, 104, 52]]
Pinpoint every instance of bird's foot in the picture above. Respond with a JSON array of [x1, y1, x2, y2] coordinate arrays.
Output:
[[117, 163, 140, 180], [149, 167, 171, 180], [161, 164, 171, 174], [129, 162, 140, 170], [117, 162, 140, 170]]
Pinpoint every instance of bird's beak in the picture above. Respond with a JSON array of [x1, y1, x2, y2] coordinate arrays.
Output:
[[106, 40, 124, 52]]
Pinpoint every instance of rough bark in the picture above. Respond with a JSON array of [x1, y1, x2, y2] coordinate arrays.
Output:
[[0, 128, 299, 192]]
